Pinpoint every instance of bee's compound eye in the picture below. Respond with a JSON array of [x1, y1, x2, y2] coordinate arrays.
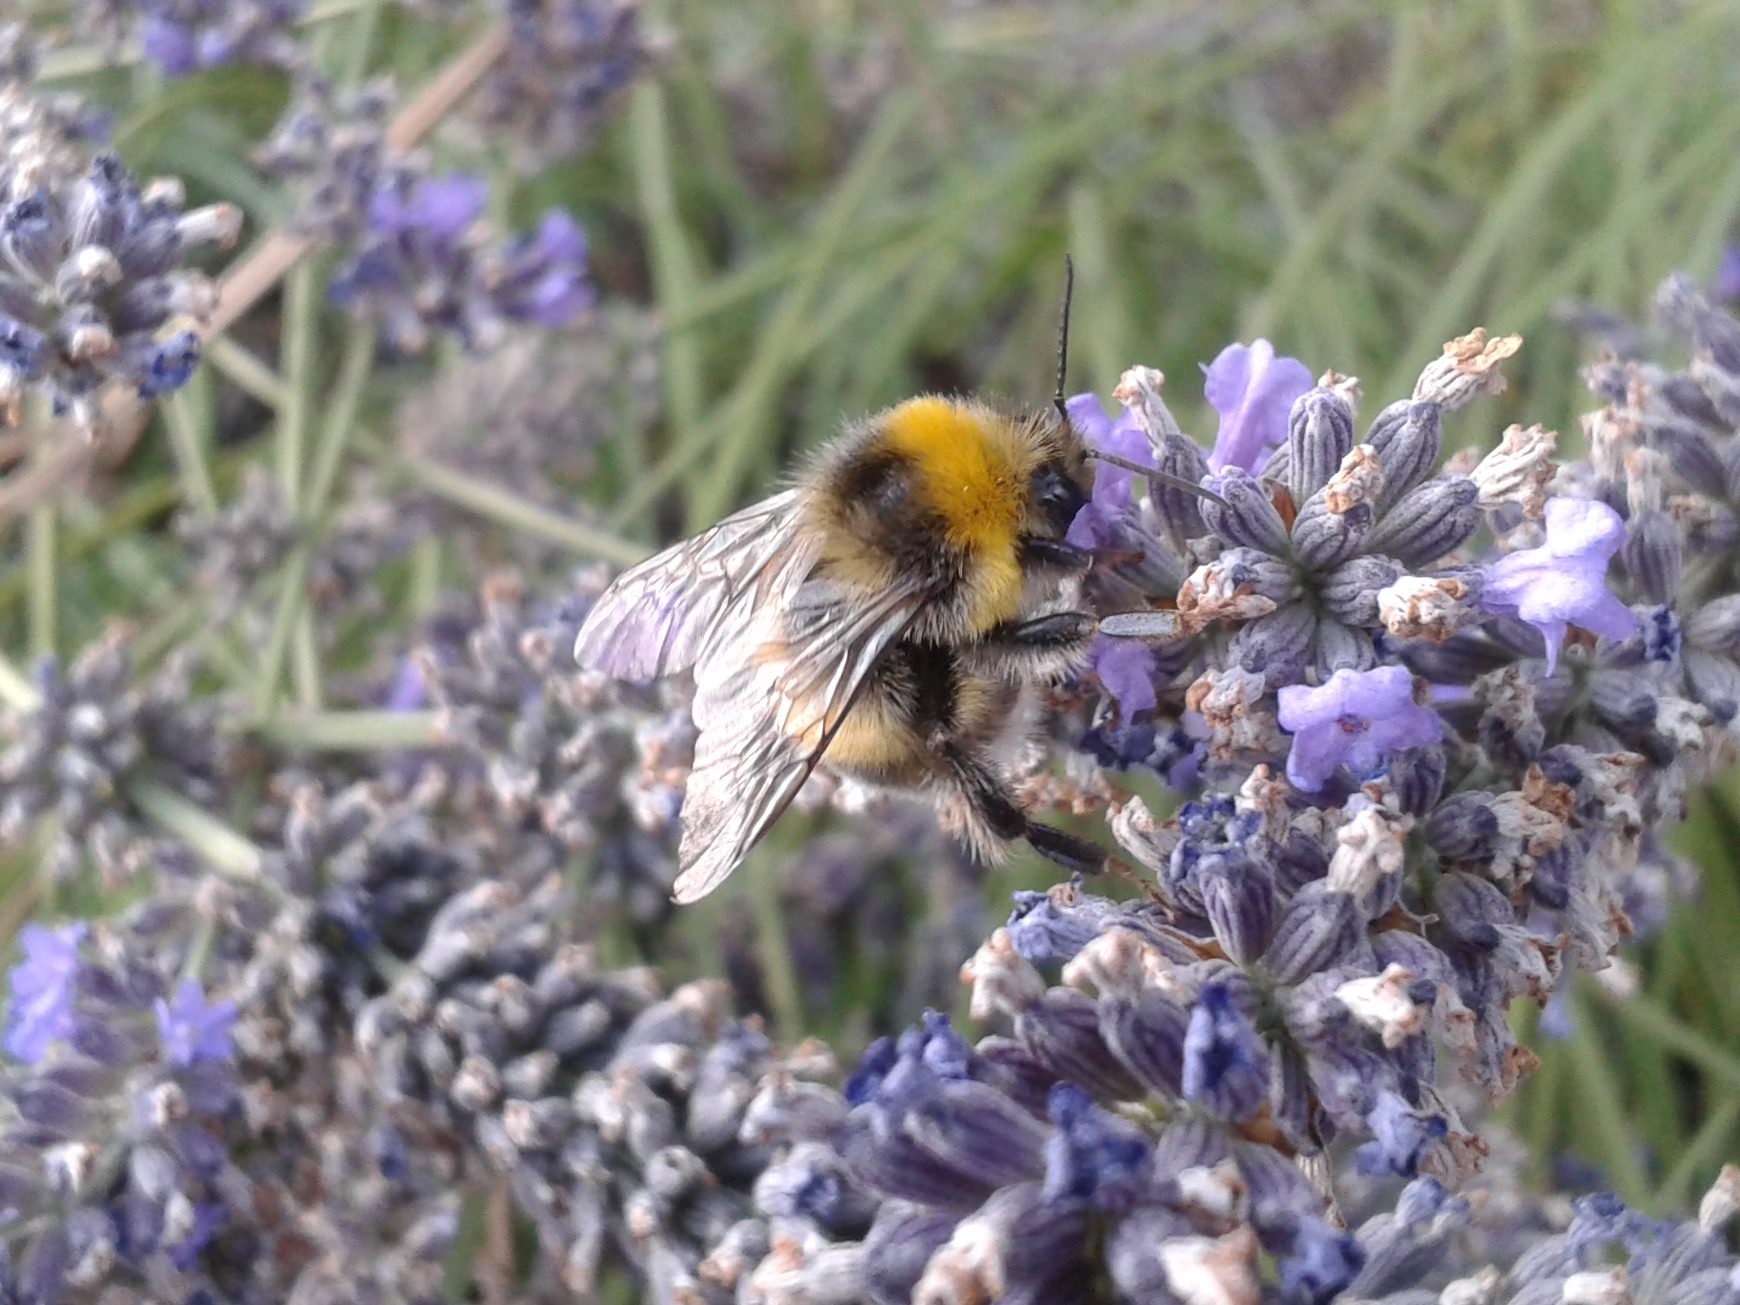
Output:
[[1034, 462, 1086, 532]]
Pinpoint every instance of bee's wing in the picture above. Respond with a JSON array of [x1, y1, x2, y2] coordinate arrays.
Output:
[[671, 577, 930, 904], [573, 489, 808, 682]]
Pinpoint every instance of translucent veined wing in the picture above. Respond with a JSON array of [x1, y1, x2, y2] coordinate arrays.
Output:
[[670, 576, 932, 904], [572, 490, 809, 682]]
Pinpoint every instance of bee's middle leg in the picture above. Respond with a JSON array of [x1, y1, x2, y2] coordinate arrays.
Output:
[[936, 740, 1105, 875]]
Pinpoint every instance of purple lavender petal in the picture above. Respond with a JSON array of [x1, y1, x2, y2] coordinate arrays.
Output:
[[1092, 636, 1157, 718], [403, 174, 488, 240], [1065, 394, 1151, 550], [1278, 666, 1440, 792], [1715, 246, 1740, 302], [154, 978, 238, 1067], [1478, 497, 1636, 672], [1202, 339, 1313, 473], [3, 922, 86, 1063]]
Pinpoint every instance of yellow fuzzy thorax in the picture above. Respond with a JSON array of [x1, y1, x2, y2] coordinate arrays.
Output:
[[879, 396, 1031, 629], [880, 397, 1031, 553]]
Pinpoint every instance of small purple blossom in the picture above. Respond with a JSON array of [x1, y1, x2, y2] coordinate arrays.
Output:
[[1180, 982, 1267, 1120], [1277, 1217, 1366, 1305], [1064, 393, 1150, 551], [1091, 636, 1156, 718], [1478, 496, 1638, 673], [3, 922, 86, 1063], [487, 209, 593, 328], [1202, 339, 1313, 473], [384, 656, 427, 711], [1277, 666, 1442, 792], [154, 978, 237, 1067], [1354, 1090, 1448, 1178], [1042, 1084, 1152, 1211], [371, 171, 487, 243]]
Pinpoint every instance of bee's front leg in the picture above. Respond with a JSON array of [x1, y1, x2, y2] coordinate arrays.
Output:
[[968, 611, 1097, 678], [1018, 538, 1094, 571]]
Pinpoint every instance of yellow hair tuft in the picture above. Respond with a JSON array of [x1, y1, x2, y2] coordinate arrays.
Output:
[[878, 396, 1032, 629]]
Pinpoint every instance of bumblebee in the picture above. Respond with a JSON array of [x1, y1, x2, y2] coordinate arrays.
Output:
[[575, 269, 1195, 902]]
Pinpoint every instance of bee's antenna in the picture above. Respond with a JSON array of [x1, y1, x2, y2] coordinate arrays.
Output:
[[1053, 255, 1074, 428], [1086, 448, 1231, 509]]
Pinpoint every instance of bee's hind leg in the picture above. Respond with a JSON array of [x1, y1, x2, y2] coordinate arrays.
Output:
[[1023, 821, 1107, 876], [936, 740, 1107, 875]]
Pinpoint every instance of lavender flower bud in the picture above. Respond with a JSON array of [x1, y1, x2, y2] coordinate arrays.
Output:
[[1386, 746, 1446, 816], [1152, 430, 1213, 545], [1412, 329, 1521, 410], [1183, 546, 1301, 608], [1312, 617, 1379, 678], [1229, 605, 1314, 685], [862, 1204, 957, 1304], [1104, 1205, 1198, 1300], [1043, 1085, 1153, 1211], [1650, 420, 1726, 489], [1321, 554, 1404, 626], [1365, 400, 1443, 513], [1181, 984, 1267, 1121], [907, 1081, 1050, 1188], [1367, 476, 1482, 567], [1684, 650, 1740, 723], [1265, 884, 1364, 985], [1098, 990, 1188, 1099], [1199, 857, 1274, 966], [1287, 387, 1355, 504], [1291, 496, 1373, 570], [1424, 794, 1500, 863], [1199, 467, 1291, 554], [1016, 991, 1145, 1102], [1685, 595, 1740, 654]]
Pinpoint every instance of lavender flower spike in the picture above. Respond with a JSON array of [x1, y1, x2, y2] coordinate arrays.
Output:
[[1278, 665, 1441, 792], [1201, 338, 1313, 473], [1478, 496, 1637, 673]]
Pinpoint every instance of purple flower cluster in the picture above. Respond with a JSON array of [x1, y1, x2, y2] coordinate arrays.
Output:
[[252, 65, 601, 354], [0, 91, 237, 424], [697, 994, 1740, 1304], [136, 0, 307, 77], [326, 167, 593, 352], [479, 0, 651, 166], [0, 915, 243, 1296], [417, 572, 694, 924], [0, 637, 227, 882], [651, 289, 1740, 1301]]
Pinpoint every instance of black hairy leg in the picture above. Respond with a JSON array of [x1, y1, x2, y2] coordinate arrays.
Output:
[[965, 610, 1096, 679], [1019, 537, 1094, 572], [1022, 822, 1106, 875], [935, 738, 1106, 874]]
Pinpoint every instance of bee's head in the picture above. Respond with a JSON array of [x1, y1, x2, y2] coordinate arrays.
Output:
[[1026, 254, 1093, 540], [1025, 411, 1092, 538]]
